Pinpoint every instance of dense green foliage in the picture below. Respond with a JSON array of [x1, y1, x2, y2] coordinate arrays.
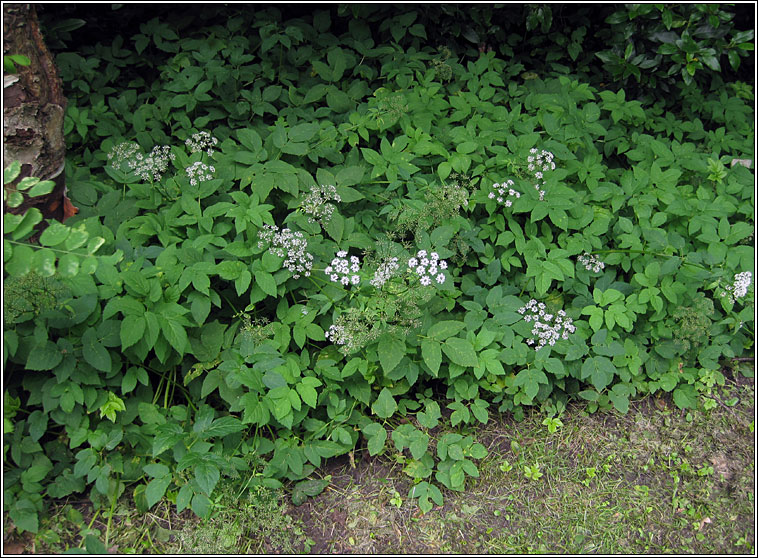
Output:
[[3, 4, 754, 535]]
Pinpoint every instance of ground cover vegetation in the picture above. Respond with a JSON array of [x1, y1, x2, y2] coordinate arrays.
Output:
[[3, 3, 755, 551]]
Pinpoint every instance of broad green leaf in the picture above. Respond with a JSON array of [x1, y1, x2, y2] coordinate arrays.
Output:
[[256, 271, 277, 296], [442, 337, 478, 368], [378, 335, 405, 374], [371, 387, 397, 419], [120, 315, 146, 350], [194, 462, 220, 495], [421, 338, 442, 376], [427, 320, 466, 340], [145, 476, 171, 509], [82, 328, 111, 372]]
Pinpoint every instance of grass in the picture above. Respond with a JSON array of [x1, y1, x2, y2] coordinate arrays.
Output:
[[7, 364, 754, 555]]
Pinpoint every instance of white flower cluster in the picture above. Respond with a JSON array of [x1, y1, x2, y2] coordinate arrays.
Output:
[[107, 141, 141, 168], [721, 271, 752, 303], [325, 250, 361, 286], [185, 161, 215, 186], [325, 323, 351, 348], [257, 224, 313, 279], [488, 180, 521, 207], [518, 299, 576, 350], [527, 148, 555, 201], [129, 145, 176, 183], [408, 250, 447, 286], [577, 252, 605, 273], [185, 131, 218, 156], [301, 184, 341, 226], [370, 256, 400, 289]]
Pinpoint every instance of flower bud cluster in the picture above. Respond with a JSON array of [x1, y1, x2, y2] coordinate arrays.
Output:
[[518, 299, 576, 350], [257, 224, 313, 279], [301, 184, 341, 226], [370, 256, 400, 289], [577, 252, 605, 273], [488, 180, 521, 207], [185, 161, 216, 186], [721, 271, 752, 303], [408, 250, 447, 286], [527, 148, 555, 201], [185, 131, 218, 156], [325, 250, 361, 286]]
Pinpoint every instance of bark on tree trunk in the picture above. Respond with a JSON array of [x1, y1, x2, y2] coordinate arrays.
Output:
[[3, 3, 74, 223]]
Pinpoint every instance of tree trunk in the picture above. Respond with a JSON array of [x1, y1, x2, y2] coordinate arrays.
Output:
[[3, 3, 74, 223]]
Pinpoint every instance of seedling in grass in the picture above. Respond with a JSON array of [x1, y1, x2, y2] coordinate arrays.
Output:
[[498, 459, 513, 473], [523, 463, 543, 481], [542, 416, 564, 433], [389, 490, 403, 508]]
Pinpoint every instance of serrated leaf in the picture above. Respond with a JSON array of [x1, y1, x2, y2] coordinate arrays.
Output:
[[194, 462, 220, 495]]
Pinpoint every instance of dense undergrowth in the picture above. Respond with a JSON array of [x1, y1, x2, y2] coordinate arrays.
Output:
[[3, 4, 755, 542]]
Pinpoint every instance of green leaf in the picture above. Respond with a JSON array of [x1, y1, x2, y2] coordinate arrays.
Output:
[[581, 356, 615, 391], [513, 368, 548, 400], [256, 271, 277, 296], [363, 422, 388, 456], [38, 222, 70, 247], [378, 335, 405, 374], [27, 180, 55, 197], [372, 387, 398, 419], [26, 340, 62, 371], [292, 478, 329, 506], [421, 338, 442, 376], [194, 462, 220, 495], [201, 416, 245, 438], [442, 337, 478, 368], [191, 493, 212, 518], [82, 328, 111, 372], [427, 320, 466, 340], [145, 476, 171, 509], [672, 384, 698, 410], [120, 315, 146, 350]]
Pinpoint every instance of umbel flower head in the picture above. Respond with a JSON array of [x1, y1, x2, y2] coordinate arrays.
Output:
[[408, 250, 447, 286], [577, 252, 605, 273], [301, 184, 341, 226], [370, 256, 400, 289], [257, 224, 313, 279], [185, 131, 218, 156], [518, 299, 576, 350], [721, 271, 752, 303], [488, 180, 521, 207], [128, 145, 175, 183], [325, 250, 361, 286], [185, 161, 215, 186]]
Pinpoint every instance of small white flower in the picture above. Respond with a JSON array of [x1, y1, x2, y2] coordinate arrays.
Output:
[[418, 250, 427, 258], [408, 257, 418, 268], [327, 251, 361, 287], [420, 275, 431, 286], [436, 273, 445, 284]]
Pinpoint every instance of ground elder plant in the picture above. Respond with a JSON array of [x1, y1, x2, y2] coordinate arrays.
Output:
[[3, 5, 755, 536]]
